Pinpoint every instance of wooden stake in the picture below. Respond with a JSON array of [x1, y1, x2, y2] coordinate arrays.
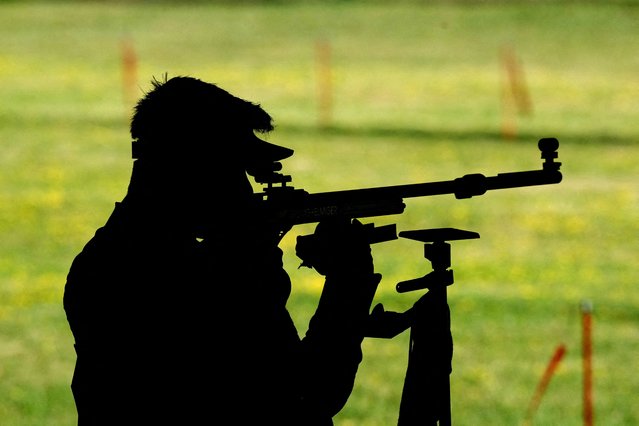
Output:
[[500, 46, 517, 140], [315, 39, 333, 129], [523, 343, 567, 425], [500, 45, 533, 140], [121, 36, 138, 111], [581, 301, 594, 426], [503, 45, 532, 115]]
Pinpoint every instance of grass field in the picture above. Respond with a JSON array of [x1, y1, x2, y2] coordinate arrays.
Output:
[[1, 1, 638, 424]]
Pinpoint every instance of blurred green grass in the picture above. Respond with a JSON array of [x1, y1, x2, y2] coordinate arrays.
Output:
[[1, 1, 638, 425]]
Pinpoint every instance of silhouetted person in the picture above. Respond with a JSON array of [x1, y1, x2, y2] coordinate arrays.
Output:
[[64, 76, 380, 425]]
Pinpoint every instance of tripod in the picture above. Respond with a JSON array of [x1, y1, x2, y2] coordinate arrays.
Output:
[[367, 228, 479, 426]]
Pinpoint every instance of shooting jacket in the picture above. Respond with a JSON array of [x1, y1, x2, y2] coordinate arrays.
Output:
[[64, 202, 374, 425]]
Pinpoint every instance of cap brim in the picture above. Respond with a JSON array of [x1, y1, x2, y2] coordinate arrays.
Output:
[[248, 136, 294, 161]]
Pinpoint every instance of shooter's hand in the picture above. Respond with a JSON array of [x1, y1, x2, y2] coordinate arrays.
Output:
[[296, 218, 374, 277], [364, 303, 413, 339], [297, 219, 380, 322]]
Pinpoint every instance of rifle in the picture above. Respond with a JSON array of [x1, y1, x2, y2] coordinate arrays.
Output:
[[251, 137, 562, 263]]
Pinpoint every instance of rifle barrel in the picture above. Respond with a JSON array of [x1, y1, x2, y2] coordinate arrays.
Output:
[[303, 168, 562, 204]]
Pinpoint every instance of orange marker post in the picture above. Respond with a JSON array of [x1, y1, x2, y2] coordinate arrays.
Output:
[[121, 36, 139, 111], [315, 39, 333, 129], [523, 343, 567, 425], [581, 301, 594, 426], [500, 45, 533, 140]]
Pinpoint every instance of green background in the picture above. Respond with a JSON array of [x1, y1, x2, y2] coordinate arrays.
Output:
[[1, 1, 637, 424]]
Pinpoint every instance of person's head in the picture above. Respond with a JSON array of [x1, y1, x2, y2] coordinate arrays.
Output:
[[126, 76, 292, 230], [131, 75, 293, 170]]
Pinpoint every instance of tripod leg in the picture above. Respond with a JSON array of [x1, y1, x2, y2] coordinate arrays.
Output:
[[397, 287, 452, 426]]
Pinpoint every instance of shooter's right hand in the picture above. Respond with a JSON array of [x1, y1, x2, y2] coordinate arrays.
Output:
[[300, 219, 381, 330], [296, 218, 374, 277]]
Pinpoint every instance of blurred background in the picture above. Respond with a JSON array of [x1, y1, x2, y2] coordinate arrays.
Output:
[[1, 1, 637, 424]]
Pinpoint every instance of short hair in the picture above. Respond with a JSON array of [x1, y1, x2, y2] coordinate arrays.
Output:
[[130, 75, 274, 143]]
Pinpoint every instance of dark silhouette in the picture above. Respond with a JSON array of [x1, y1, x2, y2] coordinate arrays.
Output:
[[64, 76, 381, 425], [64, 74, 563, 425]]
